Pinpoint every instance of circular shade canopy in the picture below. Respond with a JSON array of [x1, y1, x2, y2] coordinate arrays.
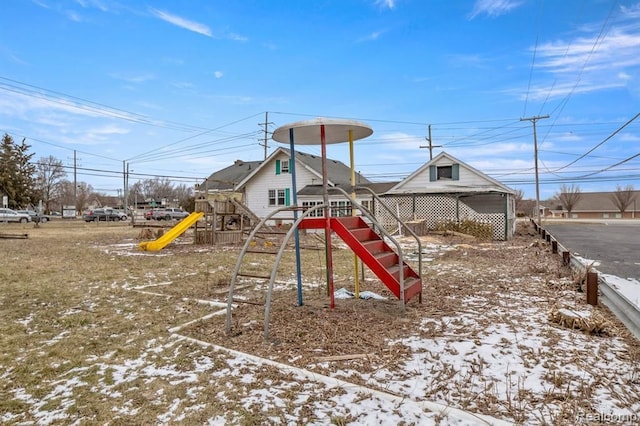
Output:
[[272, 117, 373, 145]]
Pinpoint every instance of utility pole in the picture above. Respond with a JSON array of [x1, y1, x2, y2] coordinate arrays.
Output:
[[73, 150, 77, 212], [258, 111, 273, 160], [520, 114, 549, 226], [419, 125, 442, 160], [122, 161, 127, 210]]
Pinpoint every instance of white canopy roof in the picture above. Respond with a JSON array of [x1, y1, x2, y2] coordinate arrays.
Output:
[[272, 117, 373, 145]]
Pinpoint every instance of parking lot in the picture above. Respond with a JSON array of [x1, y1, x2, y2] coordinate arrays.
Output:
[[542, 219, 640, 281]]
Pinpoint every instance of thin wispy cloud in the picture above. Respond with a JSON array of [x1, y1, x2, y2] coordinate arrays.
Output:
[[74, 0, 108, 12], [1, 48, 27, 65], [213, 71, 223, 79], [149, 8, 212, 37], [357, 30, 386, 43], [85, 124, 129, 141], [227, 33, 248, 42], [468, 0, 523, 19], [513, 7, 640, 102], [109, 72, 155, 84], [65, 10, 82, 22], [536, 30, 640, 74], [513, 80, 625, 102], [445, 53, 492, 69], [377, 132, 424, 150], [375, 0, 396, 10], [262, 41, 278, 50]]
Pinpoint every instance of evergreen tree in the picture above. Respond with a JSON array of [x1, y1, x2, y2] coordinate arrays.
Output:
[[0, 133, 36, 209]]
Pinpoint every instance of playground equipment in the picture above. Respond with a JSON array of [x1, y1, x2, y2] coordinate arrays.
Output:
[[138, 211, 204, 251], [225, 117, 423, 339]]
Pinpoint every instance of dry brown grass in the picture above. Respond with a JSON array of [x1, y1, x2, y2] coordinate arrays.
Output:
[[0, 219, 638, 424]]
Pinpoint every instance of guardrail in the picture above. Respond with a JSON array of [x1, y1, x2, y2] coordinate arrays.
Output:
[[531, 219, 640, 340]]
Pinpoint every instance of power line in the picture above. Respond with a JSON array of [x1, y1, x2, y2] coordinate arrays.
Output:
[[539, 0, 619, 144], [551, 111, 640, 172], [127, 112, 265, 162], [0, 77, 207, 132]]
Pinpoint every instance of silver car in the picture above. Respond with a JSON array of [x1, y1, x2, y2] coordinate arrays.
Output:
[[16, 210, 50, 223], [0, 208, 31, 223]]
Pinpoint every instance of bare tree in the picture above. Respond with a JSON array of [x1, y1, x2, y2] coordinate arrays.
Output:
[[56, 180, 93, 213], [557, 184, 582, 217], [513, 189, 525, 215], [140, 177, 176, 205], [35, 155, 67, 213], [174, 183, 194, 210], [610, 184, 636, 215]]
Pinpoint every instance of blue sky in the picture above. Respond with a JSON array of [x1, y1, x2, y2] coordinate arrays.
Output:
[[1, 0, 639, 200]]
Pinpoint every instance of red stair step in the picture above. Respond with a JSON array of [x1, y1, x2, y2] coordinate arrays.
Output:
[[350, 227, 379, 242], [335, 216, 364, 229], [374, 251, 398, 268], [403, 277, 422, 303]]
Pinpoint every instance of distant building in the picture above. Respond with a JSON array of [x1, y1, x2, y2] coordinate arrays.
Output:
[[551, 190, 639, 219]]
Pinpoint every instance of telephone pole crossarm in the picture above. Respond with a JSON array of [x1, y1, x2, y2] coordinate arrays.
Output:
[[418, 124, 442, 160], [258, 111, 274, 160]]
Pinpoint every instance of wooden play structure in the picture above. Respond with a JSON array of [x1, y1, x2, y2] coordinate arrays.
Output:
[[193, 192, 276, 246]]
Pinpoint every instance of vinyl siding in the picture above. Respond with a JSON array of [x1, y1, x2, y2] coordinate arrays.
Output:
[[244, 153, 321, 219], [397, 158, 496, 193]]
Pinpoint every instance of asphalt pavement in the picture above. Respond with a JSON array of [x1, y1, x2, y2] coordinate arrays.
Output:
[[541, 220, 640, 281]]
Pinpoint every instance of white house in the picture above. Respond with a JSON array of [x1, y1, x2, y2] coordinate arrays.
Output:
[[199, 150, 517, 240], [199, 147, 376, 224], [378, 152, 517, 240]]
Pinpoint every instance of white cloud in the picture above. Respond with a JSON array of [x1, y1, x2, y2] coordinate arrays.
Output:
[[510, 12, 640, 102], [214, 71, 223, 79], [618, 72, 632, 81], [149, 8, 212, 37], [375, 0, 396, 10], [74, 0, 109, 12], [262, 41, 278, 50], [357, 30, 386, 43], [84, 124, 129, 142], [517, 79, 626, 102], [171, 81, 195, 89], [468, 0, 523, 19], [227, 33, 248, 42], [536, 30, 640, 74], [617, 132, 640, 143], [109, 73, 155, 84], [65, 10, 82, 22]]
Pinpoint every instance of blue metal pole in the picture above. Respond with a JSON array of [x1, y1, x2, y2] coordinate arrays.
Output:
[[289, 128, 304, 306]]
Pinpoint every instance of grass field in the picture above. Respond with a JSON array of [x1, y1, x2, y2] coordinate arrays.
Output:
[[0, 219, 638, 425]]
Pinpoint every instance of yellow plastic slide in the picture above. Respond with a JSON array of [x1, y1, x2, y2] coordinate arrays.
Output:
[[138, 212, 204, 251]]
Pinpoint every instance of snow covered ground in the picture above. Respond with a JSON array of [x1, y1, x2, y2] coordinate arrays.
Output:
[[3, 227, 639, 425]]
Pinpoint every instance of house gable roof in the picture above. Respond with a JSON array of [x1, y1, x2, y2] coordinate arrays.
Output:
[[387, 151, 514, 194], [200, 160, 263, 191], [234, 147, 371, 190]]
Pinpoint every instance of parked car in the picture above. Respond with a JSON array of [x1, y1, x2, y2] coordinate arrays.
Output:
[[144, 208, 159, 220], [82, 208, 123, 222], [0, 208, 31, 223], [153, 208, 190, 221], [111, 209, 128, 221], [16, 210, 51, 223]]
